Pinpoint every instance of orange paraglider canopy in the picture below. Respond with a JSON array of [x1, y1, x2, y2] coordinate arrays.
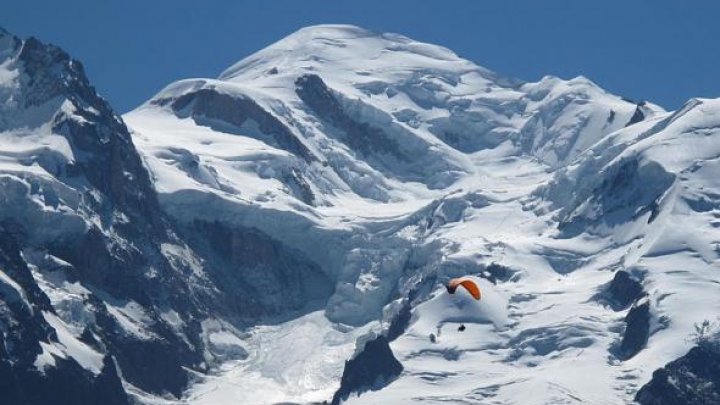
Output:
[[446, 277, 481, 300]]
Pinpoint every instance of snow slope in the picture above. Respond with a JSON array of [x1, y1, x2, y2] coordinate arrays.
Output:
[[122, 24, 720, 405], [125, 23, 653, 332], [126, 25, 644, 210], [352, 98, 720, 404]]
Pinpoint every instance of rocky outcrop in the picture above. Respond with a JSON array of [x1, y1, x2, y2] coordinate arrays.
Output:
[[295, 73, 459, 187], [636, 342, 720, 404], [170, 88, 316, 162], [619, 299, 650, 359], [331, 335, 403, 404], [0, 355, 129, 405], [296, 74, 403, 161], [626, 102, 647, 127], [606, 270, 644, 310], [0, 28, 206, 400], [0, 230, 129, 405]]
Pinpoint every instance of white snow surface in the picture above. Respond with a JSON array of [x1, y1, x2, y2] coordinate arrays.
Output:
[[120, 25, 720, 405], [346, 98, 720, 405], [187, 312, 377, 405]]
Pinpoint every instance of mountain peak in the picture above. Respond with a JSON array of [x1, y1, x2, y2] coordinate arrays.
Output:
[[0, 26, 19, 58], [218, 24, 470, 83], [281, 24, 420, 46], [289, 24, 379, 40]]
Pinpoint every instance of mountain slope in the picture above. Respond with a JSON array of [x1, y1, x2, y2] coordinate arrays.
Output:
[[124, 24, 718, 405], [0, 25, 352, 404], [0, 26, 217, 403], [126, 25, 648, 211], [125, 24, 656, 331], [0, 26, 331, 403], [346, 97, 720, 405]]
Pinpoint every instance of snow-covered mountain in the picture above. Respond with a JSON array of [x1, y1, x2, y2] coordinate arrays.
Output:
[[1, 23, 718, 404], [0, 26, 228, 404]]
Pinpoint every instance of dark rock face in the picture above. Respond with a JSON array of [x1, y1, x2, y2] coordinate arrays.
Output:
[[0, 356, 129, 405], [626, 102, 647, 127], [169, 88, 316, 162], [386, 301, 412, 342], [0, 227, 53, 312], [331, 335, 403, 405], [296, 74, 403, 161], [13, 34, 160, 225], [606, 270, 644, 310], [0, 29, 207, 400], [0, 230, 55, 372], [0, 230, 129, 405], [636, 343, 720, 405], [601, 270, 649, 361], [89, 294, 196, 398], [619, 300, 650, 359], [281, 166, 316, 206]]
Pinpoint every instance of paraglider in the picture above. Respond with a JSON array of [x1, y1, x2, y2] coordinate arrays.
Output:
[[444, 277, 482, 333], [445, 277, 482, 300], [428, 277, 484, 338]]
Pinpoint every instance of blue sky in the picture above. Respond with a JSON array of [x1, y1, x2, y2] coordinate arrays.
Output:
[[4, 1, 719, 112]]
